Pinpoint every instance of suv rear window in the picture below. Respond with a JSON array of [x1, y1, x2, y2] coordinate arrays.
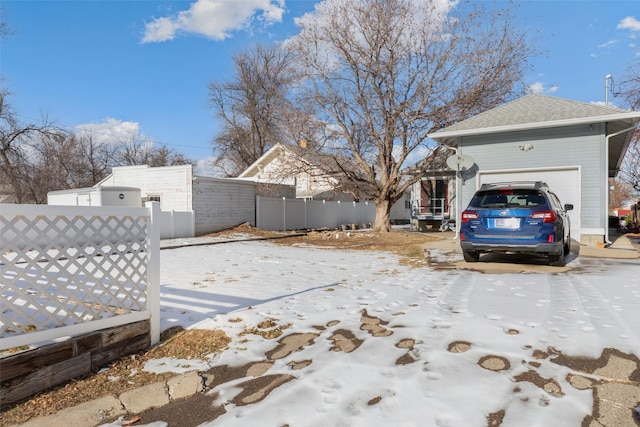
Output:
[[468, 189, 547, 208]]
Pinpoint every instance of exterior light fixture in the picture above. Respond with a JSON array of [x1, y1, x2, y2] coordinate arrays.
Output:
[[518, 144, 534, 152]]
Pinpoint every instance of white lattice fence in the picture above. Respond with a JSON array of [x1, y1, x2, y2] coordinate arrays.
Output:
[[0, 202, 160, 351]]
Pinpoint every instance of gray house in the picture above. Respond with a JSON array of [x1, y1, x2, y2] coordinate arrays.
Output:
[[428, 94, 640, 246]]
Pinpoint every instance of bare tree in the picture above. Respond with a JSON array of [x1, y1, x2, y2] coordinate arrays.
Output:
[[117, 134, 155, 166], [0, 87, 53, 203], [209, 43, 300, 176], [116, 133, 194, 167], [609, 177, 635, 209], [288, 0, 535, 231], [5, 131, 100, 203], [619, 129, 640, 192], [76, 131, 119, 185], [618, 60, 640, 110], [616, 61, 640, 192], [147, 145, 193, 167]]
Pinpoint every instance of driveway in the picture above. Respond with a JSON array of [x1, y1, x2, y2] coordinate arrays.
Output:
[[423, 230, 640, 274], [14, 233, 640, 427]]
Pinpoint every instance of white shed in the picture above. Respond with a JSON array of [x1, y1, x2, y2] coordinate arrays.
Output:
[[96, 164, 295, 238]]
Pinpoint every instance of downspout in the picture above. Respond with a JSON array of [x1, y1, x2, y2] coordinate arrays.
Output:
[[604, 124, 637, 244], [441, 144, 461, 240]]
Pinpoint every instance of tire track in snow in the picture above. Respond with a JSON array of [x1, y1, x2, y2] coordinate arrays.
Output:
[[413, 270, 478, 348], [542, 273, 639, 355]]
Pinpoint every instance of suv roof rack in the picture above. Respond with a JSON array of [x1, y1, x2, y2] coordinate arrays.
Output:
[[480, 181, 548, 191]]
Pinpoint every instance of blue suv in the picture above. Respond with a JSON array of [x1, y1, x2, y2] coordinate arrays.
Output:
[[460, 182, 573, 266]]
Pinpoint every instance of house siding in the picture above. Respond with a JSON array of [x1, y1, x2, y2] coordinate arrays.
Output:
[[191, 178, 294, 235], [458, 123, 605, 232], [192, 177, 257, 235]]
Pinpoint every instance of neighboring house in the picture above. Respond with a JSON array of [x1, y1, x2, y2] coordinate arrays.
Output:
[[428, 94, 640, 246], [97, 164, 294, 237], [237, 142, 352, 201], [238, 142, 412, 223]]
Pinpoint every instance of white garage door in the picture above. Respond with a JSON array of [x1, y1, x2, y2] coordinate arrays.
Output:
[[478, 168, 580, 241]]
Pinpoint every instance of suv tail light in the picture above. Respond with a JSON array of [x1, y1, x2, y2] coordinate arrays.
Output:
[[461, 210, 479, 223], [530, 210, 556, 223]]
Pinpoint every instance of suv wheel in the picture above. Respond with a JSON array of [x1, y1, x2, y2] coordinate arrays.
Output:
[[463, 250, 480, 262], [548, 250, 565, 267]]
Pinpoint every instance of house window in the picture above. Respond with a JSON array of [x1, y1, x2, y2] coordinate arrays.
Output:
[[143, 195, 161, 205]]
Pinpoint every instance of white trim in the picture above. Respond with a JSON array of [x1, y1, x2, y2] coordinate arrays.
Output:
[[237, 143, 284, 178]]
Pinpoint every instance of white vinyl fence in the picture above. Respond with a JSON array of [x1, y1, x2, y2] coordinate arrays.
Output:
[[256, 197, 376, 231], [159, 210, 194, 239], [0, 202, 160, 351]]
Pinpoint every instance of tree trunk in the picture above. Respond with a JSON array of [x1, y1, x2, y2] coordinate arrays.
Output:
[[373, 199, 392, 232], [0, 149, 23, 204]]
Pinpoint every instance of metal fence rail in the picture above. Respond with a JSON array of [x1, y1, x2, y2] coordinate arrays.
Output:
[[411, 198, 447, 220], [0, 202, 160, 350]]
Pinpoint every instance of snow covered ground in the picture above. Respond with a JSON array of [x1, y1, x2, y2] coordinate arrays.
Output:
[[110, 237, 640, 426]]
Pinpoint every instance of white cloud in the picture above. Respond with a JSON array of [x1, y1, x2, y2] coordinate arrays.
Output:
[[527, 82, 544, 94], [617, 16, 640, 32], [597, 39, 618, 48], [142, 17, 177, 43], [591, 100, 621, 108], [141, 0, 286, 43], [526, 82, 558, 95], [76, 118, 149, 145]]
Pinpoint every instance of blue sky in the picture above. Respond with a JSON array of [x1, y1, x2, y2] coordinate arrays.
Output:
[[1, 0, 639, 163]]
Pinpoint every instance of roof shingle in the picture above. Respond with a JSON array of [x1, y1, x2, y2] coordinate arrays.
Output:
[[435, 94, 628, 134]]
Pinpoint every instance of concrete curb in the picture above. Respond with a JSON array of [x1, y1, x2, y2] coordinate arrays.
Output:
[[10, 371, 203, 427]]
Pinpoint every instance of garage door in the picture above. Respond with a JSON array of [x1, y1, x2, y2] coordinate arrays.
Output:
[[478, 168, 580, 242]]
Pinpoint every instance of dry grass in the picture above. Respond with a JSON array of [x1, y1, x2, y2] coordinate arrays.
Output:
[[2, 226, 441, 425], [239, 318, 293, 340], [272, 228, 441, 267], [210, 223, 443, 262]]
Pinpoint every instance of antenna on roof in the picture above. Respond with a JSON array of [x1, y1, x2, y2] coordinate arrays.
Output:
[[605, 74, 612, 106]]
